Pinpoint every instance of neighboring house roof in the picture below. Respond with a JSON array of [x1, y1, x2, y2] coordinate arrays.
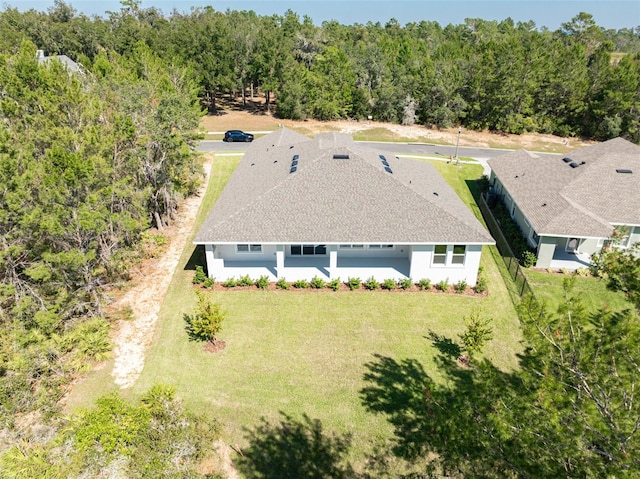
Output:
[[195, 128, 494, 245], [37, 49, 84, 74], [487, 137, 640, 238]]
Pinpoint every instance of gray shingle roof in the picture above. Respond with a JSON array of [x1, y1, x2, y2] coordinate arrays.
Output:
[[38, 53, 84, 74], [195, 128, 494, 244], [487, 137, 640, 237]]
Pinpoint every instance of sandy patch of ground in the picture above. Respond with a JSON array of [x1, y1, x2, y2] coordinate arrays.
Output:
[[109, 161, 212, 389]]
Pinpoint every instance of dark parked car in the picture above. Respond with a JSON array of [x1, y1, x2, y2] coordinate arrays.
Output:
[[223, 130, 254, 142]]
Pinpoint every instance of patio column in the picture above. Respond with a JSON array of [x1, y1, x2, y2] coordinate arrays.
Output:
[[276, 245, 285, 279], [409, 245, 429, 279], [329, 245, 338, 279]]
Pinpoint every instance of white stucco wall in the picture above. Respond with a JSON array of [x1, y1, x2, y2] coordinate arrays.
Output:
[[409, 244, 483, 286], [204, 243, 484, 285]]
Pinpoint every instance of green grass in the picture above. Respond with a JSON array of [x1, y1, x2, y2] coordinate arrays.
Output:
[[68, 152, 524, 468], [523, 269, 630, 313], [353, 127, 430, 143]]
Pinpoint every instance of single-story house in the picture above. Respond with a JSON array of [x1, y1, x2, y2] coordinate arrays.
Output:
[[487, 137, 640, 269], [194, 128, 494, 285]]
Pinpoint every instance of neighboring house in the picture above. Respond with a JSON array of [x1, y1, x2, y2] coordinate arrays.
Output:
[[36, 49, 84, 74], [487, 137, 640, 269], [194, 128, 494, 285]]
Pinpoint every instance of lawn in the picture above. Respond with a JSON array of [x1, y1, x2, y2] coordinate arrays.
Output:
[[70, 152, 524, 470], [523, 268, 630, 313]]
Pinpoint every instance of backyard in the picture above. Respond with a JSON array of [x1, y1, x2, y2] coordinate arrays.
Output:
[[68, 153, 524, 473]]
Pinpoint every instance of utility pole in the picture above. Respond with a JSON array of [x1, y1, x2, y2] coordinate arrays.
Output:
[[455, 126, 461, 165]]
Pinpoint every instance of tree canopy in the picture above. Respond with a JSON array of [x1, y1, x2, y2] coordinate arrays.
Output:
[[1, 3, 639, 142]]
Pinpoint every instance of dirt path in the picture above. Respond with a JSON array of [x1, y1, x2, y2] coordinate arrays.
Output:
[[110, 161, 212, 389]]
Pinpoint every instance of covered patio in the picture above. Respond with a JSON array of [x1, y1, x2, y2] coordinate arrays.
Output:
[[548, 249, 592, 271], [211, 256, 411, 282]]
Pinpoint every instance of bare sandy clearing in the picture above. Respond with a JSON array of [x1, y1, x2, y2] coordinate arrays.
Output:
[[110, 161, 212, 389]]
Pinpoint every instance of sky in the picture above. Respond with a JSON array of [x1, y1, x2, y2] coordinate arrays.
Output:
[[3, 0, 639, 30]]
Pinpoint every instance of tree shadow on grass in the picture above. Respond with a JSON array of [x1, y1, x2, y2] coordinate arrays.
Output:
[[359, 352, 540, 477], [234, 412, 356, 479], [427, 330, 462, 359]]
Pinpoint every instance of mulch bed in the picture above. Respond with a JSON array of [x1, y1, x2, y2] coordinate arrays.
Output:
[[195, 282, 488, 297], [204, 340, 226, 353]]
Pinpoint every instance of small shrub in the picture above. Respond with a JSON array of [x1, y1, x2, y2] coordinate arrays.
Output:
[[293, 279, 309, 289], [192, 265, 207, 284], [459, 310, 494, 362], [574, 267, 590, 277], [203, 277, 215, 289], [455, 280, 467, 293], [276, 278, 290, 290], [364, 276, 380, 290], [310, 276, 326, 289], [184, 291, 225, 342], [398, 277, 412, 290], [418, 278, 431, 290], [559, 268, 569, 275], [521, 250, 537, 268], [478, 175, 491, 193], [255, 275, 270, 289], [381, 278, 396, 290], [222, 277, 237, 288], [347, 277, 361, 290], [474, 275, 488, 294], [436, 278, 449, 292], [328, 278, 340, 291], [238, 275, 253, 287]]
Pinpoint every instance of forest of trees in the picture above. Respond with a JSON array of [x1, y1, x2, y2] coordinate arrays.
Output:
[[0, 1, 639, 141], [0, 1, 639, 477]]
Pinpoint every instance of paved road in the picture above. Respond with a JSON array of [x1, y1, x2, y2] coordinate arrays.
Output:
[[196, 139, 511, 158], [195, 140, 522, 175]]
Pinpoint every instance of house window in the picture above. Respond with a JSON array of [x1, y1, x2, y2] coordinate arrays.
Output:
[[339, 244, 365, 249], [368, 244, 394, 249], [433, 245, 447, 265], [291, 244, 326, 255], [237, 244, 262, 253], [452, 245, 466, 264]]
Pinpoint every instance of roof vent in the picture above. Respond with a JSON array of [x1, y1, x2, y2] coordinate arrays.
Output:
[[616, 169, 633, 174], [333, 154, 349, 160], [569, 162, 580, 168], [289, 166, 297, 174], [384, 166, 393, 174], [562, 157, 572, 163], [292, 154, 299, 160]]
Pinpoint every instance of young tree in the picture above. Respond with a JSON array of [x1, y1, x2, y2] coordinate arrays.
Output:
[[184, 290, 226, 344], [592, 242, 640, 310], [458, 310, 493, 362]]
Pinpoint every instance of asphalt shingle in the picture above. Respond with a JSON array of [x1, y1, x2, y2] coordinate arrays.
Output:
[[195, 129, 494, 245], [487, 137, 640, 237]]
